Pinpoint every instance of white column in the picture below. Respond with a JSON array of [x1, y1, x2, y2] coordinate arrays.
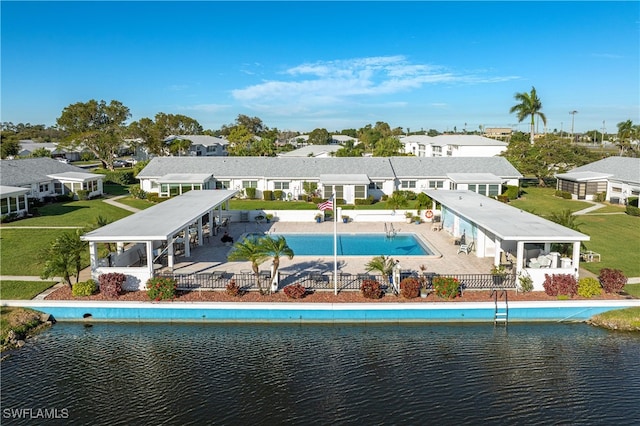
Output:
[[184, 226, 191, 257], [89, 242, 99, 280], [168, 242, 174, 269], [516, 241, 525, 275], [572, 242, 581, 279], [197, 217, 203, 246], [494, 236, 502, 266], [146, 241, 154, 275]]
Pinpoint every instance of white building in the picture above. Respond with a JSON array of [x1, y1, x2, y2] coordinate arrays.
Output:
[[399, 135, 507, 158]]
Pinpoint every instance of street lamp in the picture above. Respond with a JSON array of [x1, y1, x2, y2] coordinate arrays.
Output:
[[569, 110, 578, 141]]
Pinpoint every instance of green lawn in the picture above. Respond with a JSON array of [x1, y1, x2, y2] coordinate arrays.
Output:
[[0, 228, 80, 275], [103, 183, 133, 196], [0, 280, 57, 299], [585, 204, 627, 214], [579, 214, 640, 277], [624, 284, 640, 298], [116, 197, 153, 210], [510, 187, 592, 216], [2, 199, 132, 227]]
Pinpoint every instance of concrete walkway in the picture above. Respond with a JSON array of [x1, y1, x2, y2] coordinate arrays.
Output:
[[572, 201, 605, 215], [102, 195, 141, 213]]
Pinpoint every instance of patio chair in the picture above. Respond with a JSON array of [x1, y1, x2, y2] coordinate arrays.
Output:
[[137, 249, 147, 266], [457, 241, 474, 255]]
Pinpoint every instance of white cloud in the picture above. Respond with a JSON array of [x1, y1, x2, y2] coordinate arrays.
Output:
[[180, 104, 230, 113], [231, 55, 517, 113]]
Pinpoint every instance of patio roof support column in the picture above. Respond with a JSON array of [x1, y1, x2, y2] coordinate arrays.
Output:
[[146, 241, 154, 277], [515, 241, 525, 275], [572, 242, 581, 279], [89, 241, 98, 280], [167, 242, 174, 269], [208, 210, 214, 237], [183, 226, 191, 257], [197, 216, 203, 246], [493, 237, 502, 266]]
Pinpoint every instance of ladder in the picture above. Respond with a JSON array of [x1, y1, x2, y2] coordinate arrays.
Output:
[[384, 223, 397, 239], [492, 289, 509, 325]]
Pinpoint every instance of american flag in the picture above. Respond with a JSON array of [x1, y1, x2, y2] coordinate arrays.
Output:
[[317, 195, 334, 211]]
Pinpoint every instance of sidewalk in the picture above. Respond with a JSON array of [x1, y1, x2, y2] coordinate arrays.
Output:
[[572, 201, 604, 215], [102, 195, 141, 213]]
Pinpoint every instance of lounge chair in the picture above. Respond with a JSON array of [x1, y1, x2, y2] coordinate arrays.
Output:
[[457, 241, 474, 255]]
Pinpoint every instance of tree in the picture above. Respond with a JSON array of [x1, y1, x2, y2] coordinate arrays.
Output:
[[0, 137, 20, 158], [257, 236, 294, 290], [40, 230, 87, 288], [307, 128, 331, 145], [336, 140, 364, 157], [169, 138, 192, 156], [373, 136, 403, 157], [386, 191, 410, 211], [226, 125, 254, 156], [616, 120, 639, 156], [30, 147, 51, 158], [365, 255, 397, 294], [127, 117, 165, 156], [154, 112, 203, 136], [509, 86, 547, 144], [227, 237, 271, 294], [56, 99, 131, 170]]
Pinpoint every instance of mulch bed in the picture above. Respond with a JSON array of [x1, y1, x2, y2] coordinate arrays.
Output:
[[45, 285, 628, 303]]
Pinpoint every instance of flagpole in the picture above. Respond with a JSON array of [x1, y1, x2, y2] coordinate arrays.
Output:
[[334, 200, 338, 295]]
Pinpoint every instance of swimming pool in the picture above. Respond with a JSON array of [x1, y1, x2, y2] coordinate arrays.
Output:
[[270, 233, 434, 256]]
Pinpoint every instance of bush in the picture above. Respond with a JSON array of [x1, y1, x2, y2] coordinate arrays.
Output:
[[542, 274, 578, 297], [496, 195, 509, 203], [518, 274, 534, 293], [72, 279, 97, 297], [147, 193, 169, 203], [355, 196, 375, 205], [594, 192, 606, 202], [628, 196, 639, 207], [503, 185, 519, 200], [263, 190, 273, 201], [225, 279, 242, 297], [146, 276, 177, 301], [98, 272, 126, 298], [283, 283, 307, 299], [555, 190, 572, 199], [360, 279, 384, 299], [577, 277, 602, 298], [103, 170, 135, 185], [399, 277, 420, 299], [245, 187, 257, 199], [626, 205, 640, 216], [77, 189, 90, 200], [129, 185, 147, 200], [417, 193, 433, 209], [432, 276, 461, 299], [274, 190, 284, 200], [598, 268, 627, 293]]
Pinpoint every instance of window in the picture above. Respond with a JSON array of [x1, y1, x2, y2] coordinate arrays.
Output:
[[429, 180, 444, 189], [478, 184, 487, 195], [432, 146, 442, 157], [468, 184, 477, 192], [612, 187, 622, 193], [54, 182, 63, 194], [324, 185, 343, 199], [488, 184, 500, 196], [354, 185, 366, 199], [369, 181, 383, 190], [1, 198, 8, 215], [274, 181, 290, 190], [400, 180, 416, 189], [215, 181, 229, 189], [242, 181, 257, 189], [18, 197, 26, 211], [39, 183, 49, 193]]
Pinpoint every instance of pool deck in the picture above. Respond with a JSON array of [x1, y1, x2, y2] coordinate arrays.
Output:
[[165, 220, 496, 277]]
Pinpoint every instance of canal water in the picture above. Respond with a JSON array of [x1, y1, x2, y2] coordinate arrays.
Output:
[[1, 323, 639, 425]]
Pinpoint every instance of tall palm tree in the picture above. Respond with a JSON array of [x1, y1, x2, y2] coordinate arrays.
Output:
[[227, 237, 270, 294], [257, 236, 294, 290], [616, 120, 637, 156], [510, 86, 547, 144]]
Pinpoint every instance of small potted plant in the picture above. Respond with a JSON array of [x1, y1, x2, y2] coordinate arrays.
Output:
[[314, 213, 323, 223], [405, 211, 413, 223], [413, 216, 422, 224], [265, 213, 274, 223], [490, 264, 508, 285], [342, 215, 350, 223]]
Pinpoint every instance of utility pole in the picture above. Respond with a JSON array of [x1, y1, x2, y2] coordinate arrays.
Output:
[[569, 110, 578, 141], [601, 120, 606, 144]]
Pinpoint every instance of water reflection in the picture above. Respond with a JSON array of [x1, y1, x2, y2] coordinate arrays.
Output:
[[1, 323, 639, 425]]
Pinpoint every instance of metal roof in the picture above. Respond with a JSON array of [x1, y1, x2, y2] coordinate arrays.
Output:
[[567, 157, 640, 184], [555, 171, 613, 182], [424, 190, 590, 242], [157, 173, 213, 184], [48, 171, 104, 182], [0, 158, 93, 187], [81, 190, 238, 242], [0, 185, 30, 197], [320, 174, 370, 184], [447, 173, 503, 184]]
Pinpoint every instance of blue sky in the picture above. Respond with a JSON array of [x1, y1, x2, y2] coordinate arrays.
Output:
[[1, 1, 638, 134]]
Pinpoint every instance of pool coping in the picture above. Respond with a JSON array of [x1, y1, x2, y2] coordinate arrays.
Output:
[[3, 299, 639, 323]]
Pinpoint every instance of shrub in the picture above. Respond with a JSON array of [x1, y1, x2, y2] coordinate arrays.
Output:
[[626, 205, 640, 216], [311, 197, 323, 205], [628, 196, 639, 207], [146, 276, 177, 301], [417, 192, 433, 209], [598, 268, 627, 293], [496, 195, 509, 203], [503, 185, 519, 200], [577, 277, 602, 298], [98, 273, 126, 298], [245, 187, 257, 199], [263, 190, 273, 201], [542, 274, 578, 297], [554, 190, 572, 199], [273, 190, 284, 200], [432, 276, 461, 299], [360, 279, 384, 299], [129, 185, 147, 199], [399, 277, 421, 299], [594, 192, 606, 202], [103, 170, 135, 185], [355, 196, 375, 205], [72, 279, 97, 297], [76, 189, 90, 200], [225, 279, 242, 297], [518, 274, 534, 293], [283, 283, 307, 299]]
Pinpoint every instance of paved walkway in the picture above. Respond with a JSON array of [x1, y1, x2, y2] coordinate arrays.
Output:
[[102, 195, 141, 213], [572, 201, 605, 215]]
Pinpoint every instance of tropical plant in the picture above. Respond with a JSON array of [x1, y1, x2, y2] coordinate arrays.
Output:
[[387, 191, 409, 212], [399, 277, 420, 299], [432, 276, 461, 299], [146, 276, 177, 301], [283, 283, 307, 299], [577, 277, 602, 298], [542, 273, 578, 297], [509, 86, 547, 144], [360, 279, 384, 299], [225, 279, 242, 297], [227, 237, 271, 294], [518, 272, 534, 293], [258, 235, 294, 291], [72, 279, 97, 297], [40, 229, 87, 288], [615, 120, 637, 156], [598, 268, 627, 294], [98, 272, 126, 298], [365, 255, 396, 292]]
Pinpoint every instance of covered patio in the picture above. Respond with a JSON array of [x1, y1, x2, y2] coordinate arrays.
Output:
[[81, 190, 237, 290], [424, 190, 590, 290]]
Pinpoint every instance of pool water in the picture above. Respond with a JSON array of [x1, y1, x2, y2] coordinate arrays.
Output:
[[272, 233, 433, 256]]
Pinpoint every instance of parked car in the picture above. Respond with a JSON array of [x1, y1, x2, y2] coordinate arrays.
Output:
[[113, 160, 131, 168], [57, 158, 70, 164]]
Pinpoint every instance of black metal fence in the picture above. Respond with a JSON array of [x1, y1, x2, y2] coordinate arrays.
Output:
[[159, 270, 517, 294]]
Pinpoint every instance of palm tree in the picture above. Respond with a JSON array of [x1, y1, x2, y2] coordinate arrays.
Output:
[[257, 236, 294, 290], [365, 255, 397, 294], [227, 237, 270, 294], [387, 191, 409, 212], [549, 209, 585, 255], [510, 86, 547, 144], [616, 120, 634, 156], [40, 230, 87, 288]]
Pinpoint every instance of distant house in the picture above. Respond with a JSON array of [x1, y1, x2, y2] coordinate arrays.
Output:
[[164, 135, 229, 157], [18, 140, 81, 161], [136, 156, 522, 203], [555, 157, 640, 203], [398, 135, 507, 158], [0, 158, 104, 201], [293, 134, 359, 146], [483, 127, 513, 140], [0, 185, 30, 217], [278, 145, 343, 158]]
